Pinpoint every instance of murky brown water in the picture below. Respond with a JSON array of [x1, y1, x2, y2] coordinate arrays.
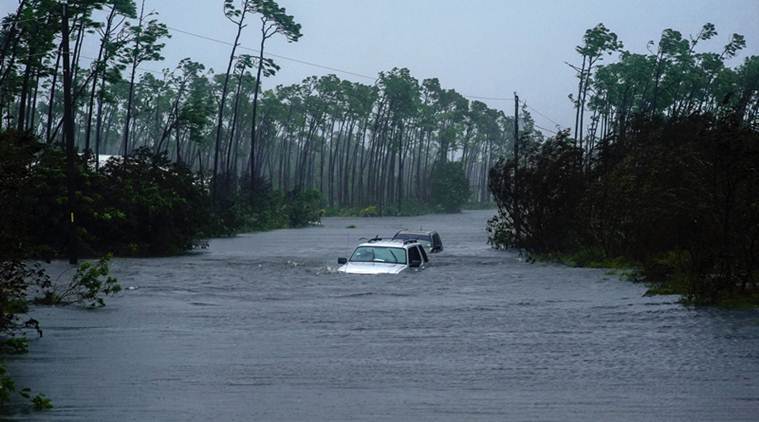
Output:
[[5, 210, 759, 421]]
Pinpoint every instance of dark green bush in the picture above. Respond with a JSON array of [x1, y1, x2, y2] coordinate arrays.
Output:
[[430, 161, 471, 213], [286, 189, 322, 227], [488, 116, 759, 305], [95, 148, 210, 256]]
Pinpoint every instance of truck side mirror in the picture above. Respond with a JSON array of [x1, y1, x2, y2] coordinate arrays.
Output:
[[337, 257, 347, 265]]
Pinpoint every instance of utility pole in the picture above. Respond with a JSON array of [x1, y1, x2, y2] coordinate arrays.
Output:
[[61, 2, 78, 265], [513, 92, 521, 247]]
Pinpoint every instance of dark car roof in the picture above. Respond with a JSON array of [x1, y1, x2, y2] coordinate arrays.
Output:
[[396, 230, 436, 235]]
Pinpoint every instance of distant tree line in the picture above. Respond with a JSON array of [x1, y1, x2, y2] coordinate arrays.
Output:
[[0, 0, 537, 219], [489, 23, 759, 305]]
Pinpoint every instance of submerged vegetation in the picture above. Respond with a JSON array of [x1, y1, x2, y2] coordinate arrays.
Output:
[[0, 256, 122, 410], [489, 23, 759, 306]]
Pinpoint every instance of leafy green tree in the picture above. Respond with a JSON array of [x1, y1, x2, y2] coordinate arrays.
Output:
[[570, 23, 622, 145], [490, 23, 758, 306], [245, 0, 301, 191], [84, 0, 137, 154], [119, 0, 168, 156], [212, 0, 252, 201], [430, 161, 470, 212]]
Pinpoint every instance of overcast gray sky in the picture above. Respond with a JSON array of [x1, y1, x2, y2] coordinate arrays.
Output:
[[6, 0, 759, 133]]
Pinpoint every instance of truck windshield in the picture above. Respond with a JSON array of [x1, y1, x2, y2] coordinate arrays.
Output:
[[350, 246, 407, 264]]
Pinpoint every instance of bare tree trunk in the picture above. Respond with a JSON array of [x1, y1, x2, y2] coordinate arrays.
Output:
[[16, 48, 34, 131], [123, 0, 146, 157], [28, 67, 39, 133], [213, 3, 248, 200], [249, 27, 267, 193], [85, 8, 116, 155], [573, 54, 587, 142]]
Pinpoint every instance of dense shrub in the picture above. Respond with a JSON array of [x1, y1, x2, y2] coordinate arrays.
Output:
[[285, 189, 322, 227], [0, 130, 66, 258], [0, 260, 50, 409], [0, 131, 323, 257], [488, 116, 759, 305], [95, 148, 210, 255], [430, 161, 471, 213], [487, 132, 584, 251]]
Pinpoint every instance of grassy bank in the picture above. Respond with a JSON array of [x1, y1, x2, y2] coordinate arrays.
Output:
[[534, 248, 759, 308]]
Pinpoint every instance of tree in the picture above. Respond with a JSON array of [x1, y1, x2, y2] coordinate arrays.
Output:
[[245, 0, 301, 192], [83, 0, 136, 155], [569, 23, 622, 146], [490, 23, 759, 306], [212, 0, 251, 202], [431, 161, 470, 213], [119, 0, 168, 156]]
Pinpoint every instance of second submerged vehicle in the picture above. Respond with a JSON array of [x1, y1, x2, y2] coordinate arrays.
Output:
[[392, 230, 444, 253]]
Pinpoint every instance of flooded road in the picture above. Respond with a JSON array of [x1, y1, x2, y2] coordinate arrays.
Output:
[[6, 210, 759, 421]]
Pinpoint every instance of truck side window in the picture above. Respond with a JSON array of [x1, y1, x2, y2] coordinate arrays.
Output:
[[419, 246, 429, 262], [408, 245, 421, 263]]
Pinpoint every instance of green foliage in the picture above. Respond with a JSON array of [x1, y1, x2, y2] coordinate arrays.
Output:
[[32, 393, 53, 410], [0, 363, 47, 410], [96, 148, 210, 256], [248, 0, 303, 43], [35, 255, 121, 308], [1, 338, 29, 355], [118, 7, 169, 68], [487, 132, 583, 251], [0, 363, 16, 405], [489, 117, 759, 306], [286, 190, 322, 227], [0, 130, 54, 258], [579, 22, 755, 140], [0, 131, 327, 256], [430, 162, 471, 213], [358, 206, 379, 217], [0, 260, 44, 338], [0, 132, 211, 257], [207, 185, 322, 236], [489, 23, 758, 306]]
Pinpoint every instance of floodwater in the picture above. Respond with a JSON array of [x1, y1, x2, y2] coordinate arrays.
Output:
[[5, 210, 759, 421]]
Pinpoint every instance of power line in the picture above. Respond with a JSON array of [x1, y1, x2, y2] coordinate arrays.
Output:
[[531, 122, 560, 136], [463, 95, 515, 102], [166, 25, 520, 103], [4, 11, 523, 105], [167, 25, 378, 81], [522, 101, 564, 128], [77, 54, 166, 78], [7, 11, 564, 120]]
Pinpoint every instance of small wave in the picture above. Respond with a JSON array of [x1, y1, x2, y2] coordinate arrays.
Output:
[[189, 302, 218, 307], [315, 265, 340, 275], [337, 292, 375, 298]]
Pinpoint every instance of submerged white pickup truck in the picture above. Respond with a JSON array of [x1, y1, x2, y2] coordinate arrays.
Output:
[[337, 239, 429, 274]]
